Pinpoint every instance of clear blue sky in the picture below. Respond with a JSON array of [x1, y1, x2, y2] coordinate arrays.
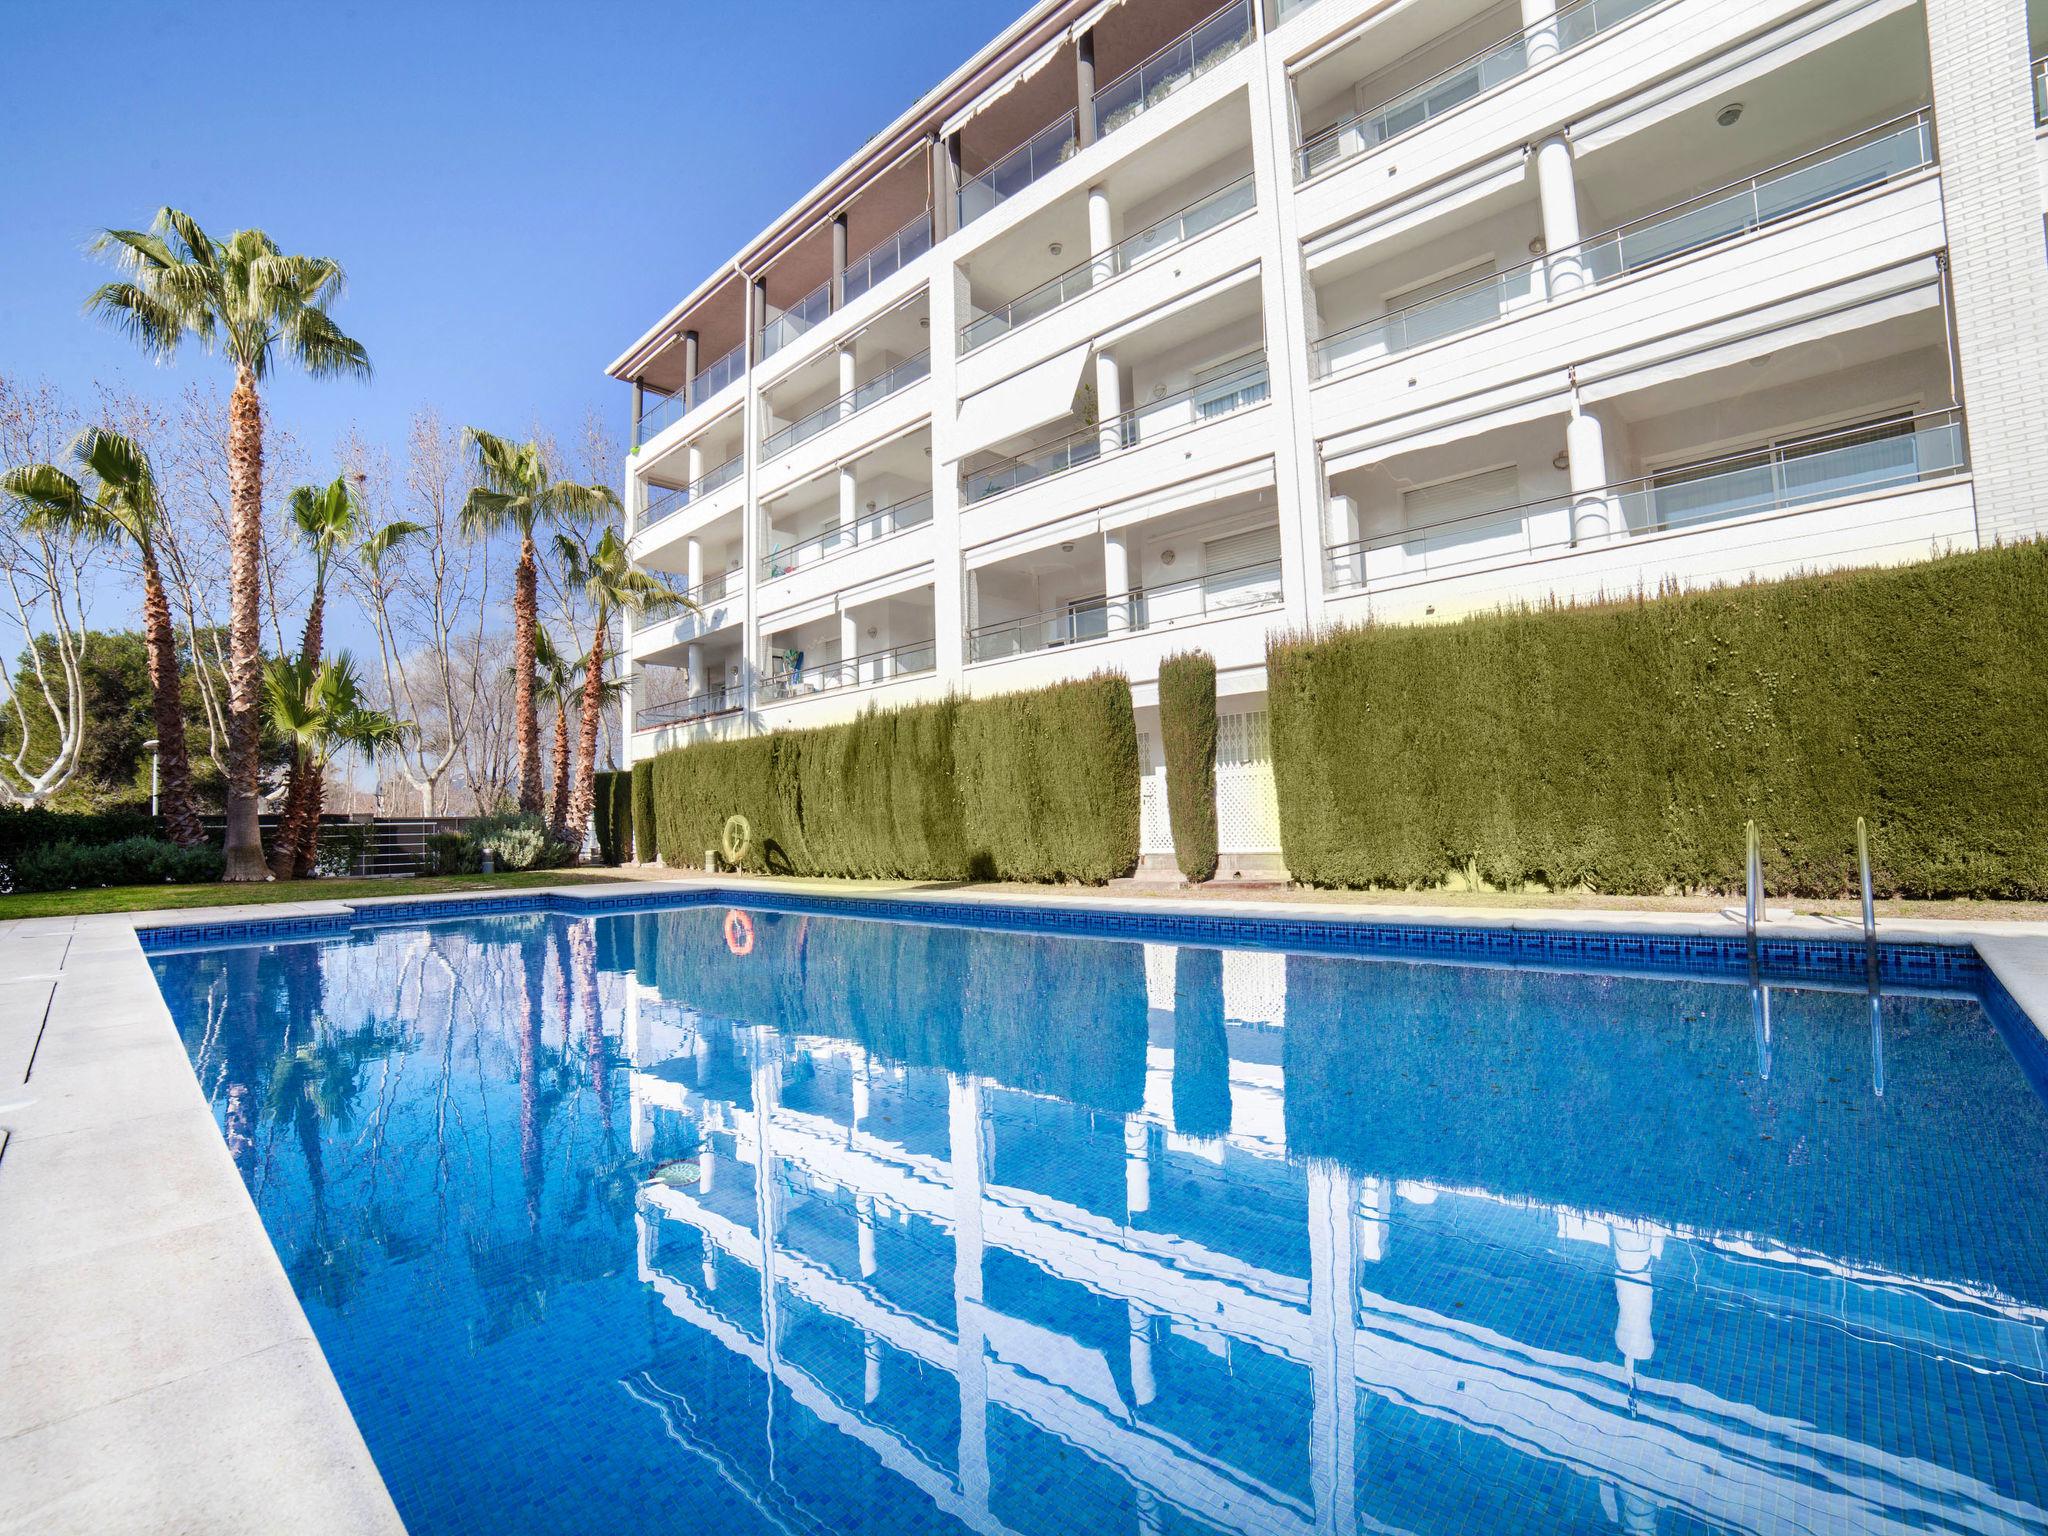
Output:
[[0, 0, 1019, 473]]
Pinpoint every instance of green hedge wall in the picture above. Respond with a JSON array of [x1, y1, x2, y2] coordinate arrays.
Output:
[[1267, 543, 2048, 898], [1157, 651, 1219, 883], [630, 761, 654, 865], [591, 771, 634, 865], [646, 674, 1139, 883]]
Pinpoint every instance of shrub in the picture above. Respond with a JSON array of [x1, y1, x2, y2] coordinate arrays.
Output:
[[610, 771, 635, 864], [1267, 543, 2048, 898], [466, 812, 573, 872], [0, 807, 162, 891], [592, 770, 623, 865], [631, 761, 655, 865], [11, 835, 223, 892], [1157, 651, 1219, 883], [422, 832, 479, 876]]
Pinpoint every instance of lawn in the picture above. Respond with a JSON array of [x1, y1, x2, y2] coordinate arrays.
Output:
[[0, 868, 625, 920]]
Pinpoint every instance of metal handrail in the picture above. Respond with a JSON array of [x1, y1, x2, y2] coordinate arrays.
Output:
[[640, 347, 746, 444], [694, 345, 745, 401], [843, 211, 934, 305], [759, 281, 832, 360], [1324, 408, 1967, 589], [963, 352, 1269, 503], [1745, 820, 1762, 937], [958, 112, 1079, 227], [966, 556, 1283, 662], [760, 350, 931, 457], [636, 686, 743, 731], [1313, 111, 1934, 375], [1297, 0, 1662, 180], [1092, 0, 1254, 139], [679, 568, 739, 609], [758, 638, 938, 703], [640, 451, 744, 531], [960, 175, 1256, 352], [763, 493, 933, 578]]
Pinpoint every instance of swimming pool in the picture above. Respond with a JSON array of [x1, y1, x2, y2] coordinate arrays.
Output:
[[147, 895, 2048, 1536]]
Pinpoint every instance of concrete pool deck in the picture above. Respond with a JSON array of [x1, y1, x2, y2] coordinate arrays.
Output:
[[3, 875, 2046, 1534]]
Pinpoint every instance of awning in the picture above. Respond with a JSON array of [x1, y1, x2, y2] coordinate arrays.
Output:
[[949, 342, 1093, 463]]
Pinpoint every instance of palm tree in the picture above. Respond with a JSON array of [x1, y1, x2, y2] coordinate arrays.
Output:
[[458, 431, 617, 816], [270, 475, 364, 878], [86, 208, 370, 880], [3, 428, 205, 846], [263, 652, 406, 877], [528, 627, 575, 837], [554, 528, 689, 848]]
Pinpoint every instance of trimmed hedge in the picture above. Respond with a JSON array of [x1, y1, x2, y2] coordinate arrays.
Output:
[[630, 761, 655, 865], [592, 770, 631, 865], [11, 835, 222, 893], [1268, 542, 2048, 898], [1157, 651, 1219, 883], [646, 674, 1139, 884], [0, 808, 162, 892]]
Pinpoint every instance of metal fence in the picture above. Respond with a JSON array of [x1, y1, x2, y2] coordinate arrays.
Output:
[[201, 815, 477, 878]]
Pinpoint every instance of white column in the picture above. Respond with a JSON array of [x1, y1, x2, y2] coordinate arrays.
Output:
[[1323, 492, 1359, 590], [857, 1193, 878, 1278], [1127, 1303, 1155, 1407], [838, 463, 858, 535], [1567, 399, 1624, 542], [1521, 0, 1561, 69], [837, 343, 858, 413], [685, 441, 704, 486], [1094, 348, 1123, 457], [1123, 1118, 1151, 1217], [684, 535, 704, 594], [1087, 182, 1117, 285], [1613, 1224, 1656, 1370], [1103, 527, 1131, 634], [840, 605, 861, 681], [863, 1334, 884, 1405], [685, 644, 706, 698], [698, 1145, 716, 1194], [1534, 134, 1585, 297]]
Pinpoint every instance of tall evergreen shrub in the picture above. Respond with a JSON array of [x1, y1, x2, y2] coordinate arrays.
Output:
[[611, 771, 635, 864], [1267, 543, 2048, 897], [630, 760, 655, 865], [1157, 651, 1220, 882], [591, 770, 621, 865]]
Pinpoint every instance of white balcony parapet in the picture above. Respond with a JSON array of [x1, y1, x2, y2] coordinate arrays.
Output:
[[761, 351, 931, 457], [1313, 111, 1937, 377], [961, 175, 1257, 353], [763, 493, 934, 579], [962, 351, 1270, 504], [640, 452, 744, 532], [1296, 0, 1664, 181], [968, 556, 1283, 663], [759, 638, 938, 703], [635, 684, 744, 732], [760, 281, 833, 361], [1092, 0, 1254, 139], [637, 345, 746, 445], [958, 112, 1079, 228], [1323, 408, 1968, 592], [844, 212, 935, 306]]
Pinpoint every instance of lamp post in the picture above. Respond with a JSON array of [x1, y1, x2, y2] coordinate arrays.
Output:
[[143, 739, 160, 818]]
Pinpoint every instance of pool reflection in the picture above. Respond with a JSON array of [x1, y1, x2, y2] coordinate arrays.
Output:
[[152, 904, 2048, 1536]]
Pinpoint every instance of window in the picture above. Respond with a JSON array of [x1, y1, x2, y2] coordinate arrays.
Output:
[[1201, 525, 1284, 610]]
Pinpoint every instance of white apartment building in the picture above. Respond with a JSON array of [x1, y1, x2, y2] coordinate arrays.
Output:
[[611, 0, 2048, 865]]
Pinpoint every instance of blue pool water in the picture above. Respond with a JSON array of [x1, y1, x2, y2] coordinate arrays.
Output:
[[148, 900, 2048, 1536]]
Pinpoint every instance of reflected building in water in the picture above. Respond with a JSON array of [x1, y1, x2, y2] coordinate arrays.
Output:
[[614, 908, 2048, 1536]]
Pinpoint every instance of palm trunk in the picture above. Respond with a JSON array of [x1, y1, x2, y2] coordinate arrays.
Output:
[[269, 595, 327, 879], [222, 366, 270, 881], [549, 699, 570, 838], [563, 626, 607, 851], [139, 545, 205, 847], [292, 766, 325, 879], [513, 533, 541, 814]]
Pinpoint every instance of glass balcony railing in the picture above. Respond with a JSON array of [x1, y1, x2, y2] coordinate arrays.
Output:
[[758, 638, 937, 703], [763, 493, 933, 579], [843, 212, 934, 305], [959, 113, 1078, 228], [1093, 0, 1255, 139], [635, 684, 743, 731], [1274, 0, 1326, 21], [2035, 57, 2046, 125], [963, 352, 1269, 503], [638, 452, 743, 532], [1313, 112, 1935, 377], [967, 556, 1283, 663], [681, 567, 740, 610], [1324, 409, 1966, 592], [960, 176, 1256, 353], [635, 347, 746, 446], [1296, 0, 1662, 180], [760, 351, 931, 458], [759, 281, 831, 361]]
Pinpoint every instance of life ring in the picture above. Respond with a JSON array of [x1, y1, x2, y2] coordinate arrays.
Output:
[[721, 813, 753, 866], [723, 909, 755, 956]]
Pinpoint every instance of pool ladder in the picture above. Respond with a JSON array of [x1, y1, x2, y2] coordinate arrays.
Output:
[[1745, 819, 1884, 1093]]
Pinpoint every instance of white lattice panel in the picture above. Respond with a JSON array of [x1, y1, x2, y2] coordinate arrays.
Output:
[[1216, 709, 1280, 854], [1137, 732, 1176, 855]]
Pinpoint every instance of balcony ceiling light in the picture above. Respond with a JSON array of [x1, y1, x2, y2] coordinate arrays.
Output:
[[1716, 102, 1744, 127], [1049, 242, 1064, 257]]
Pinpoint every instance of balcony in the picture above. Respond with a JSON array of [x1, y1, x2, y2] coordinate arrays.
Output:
[[2036, 56, 2046, 125], [758, 638, 938, 704], [636, 685, 744, 733], [967, 557, 1282, 663], [763, 493, 932, 580], [761, 351, 931, 457], [637, 345, 745, 445], [1296, 0, 1663, 181], [843, 212, 933, 305], [1325, 408, 1966, 592], [1092, 1, 1254, 139], [761, 282, 832, 361], [1312, 112, 1936, 378], [959, 113, 1079, 229], [963, 351, 1269, 504], [961, 176, 1256, 354], [640, 451, 743, 533]]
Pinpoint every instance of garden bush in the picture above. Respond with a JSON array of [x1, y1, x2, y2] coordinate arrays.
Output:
[[592, 770, 624, 865], [1267, 543, 2048, 898], [630, 761, 655, 865], [464, 812, 574, 872], [1157, 651, 1219, 883], [610, 771, 635, 864], [10, 835, 222, 892], [0, 807, 161, 890], [646, 674, 1139, 883], [422, 831, 479, 876]]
